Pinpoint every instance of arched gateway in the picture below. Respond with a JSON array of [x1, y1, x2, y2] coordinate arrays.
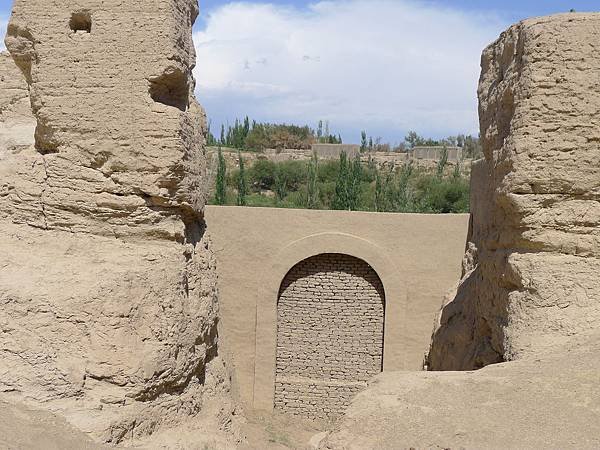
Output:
[[274, 253, 385, 420]]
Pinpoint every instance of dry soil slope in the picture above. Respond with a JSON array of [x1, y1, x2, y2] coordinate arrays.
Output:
[[0, 399, 106, 450], [318, 331, 600, 450]]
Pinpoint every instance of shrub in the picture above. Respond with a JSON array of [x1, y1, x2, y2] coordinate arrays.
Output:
[[249, 159, 277, 190]]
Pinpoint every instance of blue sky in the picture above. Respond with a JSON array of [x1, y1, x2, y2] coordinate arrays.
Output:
[[193, 0, 600, 32], [195, 0, 599, 23], [1, 0, 598, 143]]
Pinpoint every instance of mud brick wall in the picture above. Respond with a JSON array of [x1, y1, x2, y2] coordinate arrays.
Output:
[[275, 253, 385, 420]]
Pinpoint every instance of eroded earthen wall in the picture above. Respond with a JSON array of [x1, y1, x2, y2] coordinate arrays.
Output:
[[275, 254, 385, 420], [3, 0, 208, 239], [429, 13, 600, 371], [0, 1, 233, 445]]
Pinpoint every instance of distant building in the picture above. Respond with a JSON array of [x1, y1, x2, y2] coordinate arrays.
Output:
[[311, 143, 361, 159], [411, 146, 463, 162]]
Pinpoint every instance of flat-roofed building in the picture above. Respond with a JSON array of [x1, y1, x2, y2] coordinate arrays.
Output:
[[311, 143, 361, 159], [412, 146, 463, 161]]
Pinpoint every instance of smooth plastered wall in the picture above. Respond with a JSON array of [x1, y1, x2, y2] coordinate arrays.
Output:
[[205, 206, 469, 412]]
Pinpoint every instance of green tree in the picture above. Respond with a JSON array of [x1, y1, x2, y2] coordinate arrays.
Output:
[[348, 154, 362, 211], [317, 120, 323, 141], [383, 170, 396, 212], [249, 159, 276, 190], [307, 151, 319, 209], [214, 147, 227, 205], [360, 131, 368, 152], [237, 151, 248, 206], [437, 146, 448, 177], [206, 121, 218, 146], [375, 170, 384, 212], [397, 161, 414, 211], [220, 124, 226, 146], [405, 130, 420, 148], [374, 168, 395, 212], [463, 135, 482, 159], [333, 151, 350, 210], [243, 116, 250, 140], [274, 166, 288, 202], [453, 158, 461, 180]]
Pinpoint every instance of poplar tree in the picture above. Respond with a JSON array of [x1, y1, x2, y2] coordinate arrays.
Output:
[[360, 131, 368, 152], [317, 120, 324, 142], [243, 116, 250, 140], [437, 146, 449, 177], [307, 151, 319, 209], [274, 167, 287, 202], [333, 151, 349, 210], [453, 158, 461, 179], [237, 151, 247, 206], [214, 147, 227, 205], [397, 161, 414, 211], [375, 170, 384, 212], [348, 154, 362, 211]]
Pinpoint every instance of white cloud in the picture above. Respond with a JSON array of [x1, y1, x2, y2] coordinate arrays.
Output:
[[0, 2, 507, 143], [0, 15, 7, 51], [194, 0, 508, 143]]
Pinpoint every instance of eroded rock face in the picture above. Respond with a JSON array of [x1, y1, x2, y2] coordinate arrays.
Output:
[[428, 13, 600, 370], [0, 0, 234, 445]]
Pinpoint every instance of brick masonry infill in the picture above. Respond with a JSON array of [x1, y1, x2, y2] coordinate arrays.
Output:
[[275, 254, 385, 420]]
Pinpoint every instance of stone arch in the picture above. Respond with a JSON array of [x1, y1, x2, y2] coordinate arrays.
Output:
[[274, 253, 386, 420], [253, 232, 408, 412]]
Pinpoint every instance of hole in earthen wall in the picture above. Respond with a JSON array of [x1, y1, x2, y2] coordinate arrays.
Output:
[[70, 11, 92, 33], [149, 69, 189, 111], [34, 121, 60, 155]]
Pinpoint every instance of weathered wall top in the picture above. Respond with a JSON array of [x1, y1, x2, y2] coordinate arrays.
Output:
[[4, 0, 208, 241]]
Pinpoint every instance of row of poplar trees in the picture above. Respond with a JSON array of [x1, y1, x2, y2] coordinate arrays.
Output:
[[214, 148, 248, 207], [214, 148, 364, 211]]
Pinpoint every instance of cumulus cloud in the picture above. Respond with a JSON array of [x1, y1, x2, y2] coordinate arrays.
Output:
[[194, 0, 508, 142], [0, 15, 7, 51], [0, 2, 507, 142]]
